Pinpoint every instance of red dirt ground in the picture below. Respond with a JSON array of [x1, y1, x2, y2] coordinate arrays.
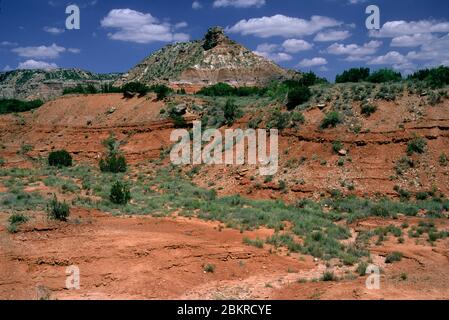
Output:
[[1, 93, 449, 300], [1, 210, 448, 300]]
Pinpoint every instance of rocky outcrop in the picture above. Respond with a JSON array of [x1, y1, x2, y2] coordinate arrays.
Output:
[[116, 27, 298, 90]]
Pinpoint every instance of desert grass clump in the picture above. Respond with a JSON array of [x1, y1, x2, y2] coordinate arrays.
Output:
[[356, 261, 369, 276], [407, 136, 427, 155], [385, 251, 403, 263], [332, 140, 344, 154], [361, 103, 377, 117], [7, 213, 29, 233], [47, 195, 70, 221], [243, 237, 264, 249], [321, 271, 337, 282], [320, 111, 343, 129], [439, 153, 448, 166]]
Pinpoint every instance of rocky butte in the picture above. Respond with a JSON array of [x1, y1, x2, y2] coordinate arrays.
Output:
[[115, 26, 299, 93]]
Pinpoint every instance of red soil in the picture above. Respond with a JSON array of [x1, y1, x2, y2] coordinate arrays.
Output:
[[1, 93, 449, 300]]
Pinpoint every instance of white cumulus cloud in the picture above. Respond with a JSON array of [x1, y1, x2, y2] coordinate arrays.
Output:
[[227, 14, 342, 38], [18, 60, 58, 70], [370, 20, 449, 38], [44, 26, 65, 35], [213, 0, 265, 8], [368, 51, 408, 65], [254, 43, 292, 63], [391, 34, 436, 47], [192, 1, 202, 9], [326, 40, 382, 61], [101, 9, 190, 44], [298, 57, 328, 68], [12, 43, 66, 59], [314, 30, 351, 42], [282, 39, 313, 53]]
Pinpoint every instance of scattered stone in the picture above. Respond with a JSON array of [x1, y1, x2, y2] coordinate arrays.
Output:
[[123, 91, 136, 99], [173, 104, 187, 115]]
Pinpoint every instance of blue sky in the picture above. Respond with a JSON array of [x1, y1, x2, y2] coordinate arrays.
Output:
[[1, 0, 449, 81]]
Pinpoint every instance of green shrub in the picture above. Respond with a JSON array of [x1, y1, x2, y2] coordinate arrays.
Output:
[[8, 213, 29, 225], [416, 192, 429, 200], [99, 135, 127, 173], [321, 271, 337, 281], [291, 111, 305, 124], [336, 68, 370, 83], [197, 83, 234, 96], [150, 84, 172, 100], [109, 181, 131, 205], [63, 84, 99, 95], [332, 141, 344, 154], [223, 99, 240, 125], [385, 251, 403, 263], [321, 111, 343, 129], [48, 150, 72, 167], [428, 91, 442, 106], [47, 195, 70, 221], [0, 99, 44, 114], [409, 66, 449, 88], [168, 108, 187, 128], [279, 180, 287, 191], [298, 71, 328, 86], [356, 262, 369, 276], [203, 264, 216, 273], [286, 86, 311, 110], [243, 237, 264, 248], [395, 156, 414, 175], [370, 205, 389, 217], [267, 110, 290, 130], [361, 103, 377, 117], [439, 153, 448, 166], [203, 27, 223, 50], [407, 136, 427, 155], [122, 82, 149, 96], [367, 69, 402, 83], [99, 155, 127, 173], [197, 83, 265, 97], [397, 188, 411, 200]]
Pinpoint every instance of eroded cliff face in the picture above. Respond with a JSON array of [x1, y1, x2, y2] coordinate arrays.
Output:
[[116, 27, 298, 90], [0, 69, 120, 101]]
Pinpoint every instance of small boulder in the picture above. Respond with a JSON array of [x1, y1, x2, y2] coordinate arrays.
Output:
[[123, 91, 136, 99], [173, 104, 187, 115]]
